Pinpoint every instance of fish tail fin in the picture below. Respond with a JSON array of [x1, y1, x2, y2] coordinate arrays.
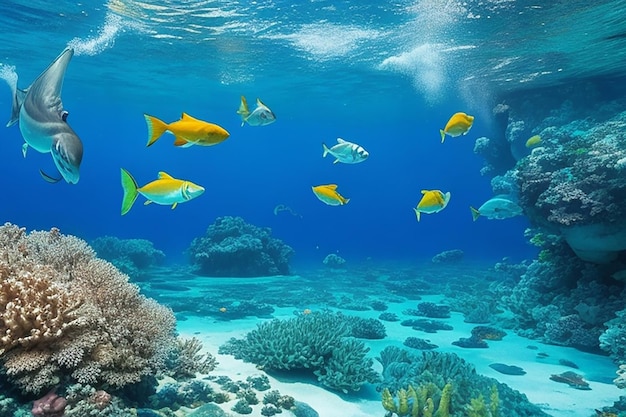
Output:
[[470, 206, 480, 221], [413, 208, 421, 222], [322, 143, 330, 158], [237, 96, 250, 125], [120, 168, 139, 215], [144, 114, 168, 147], [440, 129, 446, 143]]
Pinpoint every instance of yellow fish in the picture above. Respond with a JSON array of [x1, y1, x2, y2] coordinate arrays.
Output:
[[440, 112, 475, 143], [413, 189, 451, 221], [312, 184, 350, 206], [144, 113, 230, 147], [525, 135, 542, 148], [120, 168, 205, 215]]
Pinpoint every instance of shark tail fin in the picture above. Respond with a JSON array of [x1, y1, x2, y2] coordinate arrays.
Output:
[[237, 96, 250, 125], [470, 206, 481, 221], [121, 168, 139, 215], [144, 114, 168, 147]]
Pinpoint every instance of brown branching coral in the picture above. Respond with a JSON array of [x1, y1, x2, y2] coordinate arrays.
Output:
[[0, 265, 82, 355], [0, 222, 176, 394]]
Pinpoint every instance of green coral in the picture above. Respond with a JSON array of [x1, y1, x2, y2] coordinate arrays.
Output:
[[219, 312, 379, 392], [380, 382, 451, 417], [466, 385, 500, 417]]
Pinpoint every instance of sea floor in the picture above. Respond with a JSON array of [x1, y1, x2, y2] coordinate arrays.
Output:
[[137, 260, 623, 417]]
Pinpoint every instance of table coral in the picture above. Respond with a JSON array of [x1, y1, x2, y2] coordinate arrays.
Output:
[[188, 216, 294, 277]]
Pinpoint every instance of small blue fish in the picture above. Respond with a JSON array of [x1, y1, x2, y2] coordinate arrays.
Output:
[[237, 96, 276, 126]]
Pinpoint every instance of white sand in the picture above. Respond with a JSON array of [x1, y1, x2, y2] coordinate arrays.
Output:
[[174, 294, 622, 417]]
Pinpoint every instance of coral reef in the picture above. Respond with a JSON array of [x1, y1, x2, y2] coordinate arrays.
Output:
[[164, 337, 217, 379], [218, 311, 380, 393], [91, 236, 165, 278], [549, 371, 590, 390], [31, 389, 66, 417], [381, 382, 451, 417], [377, 346, 549, 417], [403, 337, 437, 350], [188, 216, 294, 277], [431, 249, 464, 264], [501, 244, 624, 352], [322, 253, 346, 268], [405, 302, 451, 319], [0, 223, 176, 395], [507, 96, 626, 263]]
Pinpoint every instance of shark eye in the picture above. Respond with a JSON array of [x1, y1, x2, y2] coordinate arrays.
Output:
[[61, 111, 69, 122]]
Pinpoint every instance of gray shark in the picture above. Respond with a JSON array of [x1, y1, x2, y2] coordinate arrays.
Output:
[[6, 48, 83, 184]]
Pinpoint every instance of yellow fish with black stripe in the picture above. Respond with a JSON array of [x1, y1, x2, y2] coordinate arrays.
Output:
[[440, 112, 474, 143], [120, 168, 205, 215], [312, 184, 350, 206], [144, 113, 230, 147], [413, 189, 451, 221]]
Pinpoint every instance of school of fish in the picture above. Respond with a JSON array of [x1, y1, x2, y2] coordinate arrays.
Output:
[[3, 48, 535, 224]]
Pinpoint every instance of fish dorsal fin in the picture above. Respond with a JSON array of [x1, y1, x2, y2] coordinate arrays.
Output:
[[337, 138, 346, 144], [181, 112, 200, 121], [237, 96, 249, 116], [256, 98, 267, 107], [324, 184, 338, 190], [173, 136, 188, 147], [421, 190, 429, 195], [28, 48, 74, 106], [158, 171, 174, 180]]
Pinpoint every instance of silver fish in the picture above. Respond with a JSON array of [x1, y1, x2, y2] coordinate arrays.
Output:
[[470, 195, 523, 221], [237, 96, 276, 127], [5, 48, 83, 184], [322, 138, 369, 164]]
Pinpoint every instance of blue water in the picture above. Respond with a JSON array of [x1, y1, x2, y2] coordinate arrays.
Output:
[[1, 0, 625, 266]]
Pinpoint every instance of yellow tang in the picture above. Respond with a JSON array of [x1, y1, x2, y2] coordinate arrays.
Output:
[[144, 113, 230, 147], [525, 135, 542, 148], [413, 189, 451, 221], [440, 112, 475, 143], [311, 184, 350, 206], [120, 168, 205, 215]]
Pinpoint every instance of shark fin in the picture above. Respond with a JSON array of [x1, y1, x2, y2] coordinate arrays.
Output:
[[7, 88, 26, 128]]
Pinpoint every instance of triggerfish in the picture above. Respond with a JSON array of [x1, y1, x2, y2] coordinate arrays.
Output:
[[413, 190, 451, 221], [4, 47, 83, 184], [470, 196, 523, 221], [312, 184, 350, 206], [237, 96, 276, 126], [322, 138, 369, 164], [120, 168, 205, 215], [144, 113, 230, 147], [440, 112, 474, 143], [525, 135, 542, 148]]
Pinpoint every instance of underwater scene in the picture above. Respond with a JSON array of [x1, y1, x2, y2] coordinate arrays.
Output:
[[2, 1, 626, 416]]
